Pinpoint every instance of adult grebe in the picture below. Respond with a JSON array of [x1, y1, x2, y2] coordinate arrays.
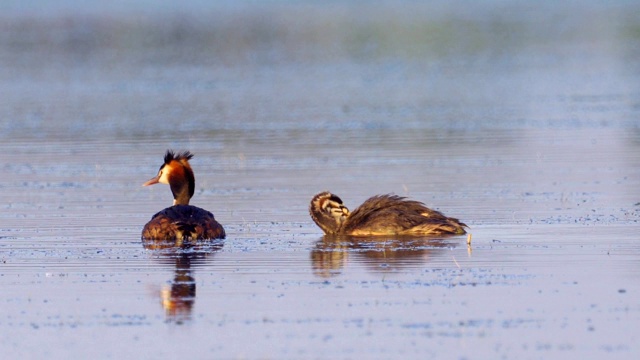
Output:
[[309, 191, 467, 236], [141, 150, 225, 245]]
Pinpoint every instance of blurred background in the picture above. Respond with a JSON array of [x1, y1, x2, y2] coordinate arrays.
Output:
[[2, 0, 639, 137]]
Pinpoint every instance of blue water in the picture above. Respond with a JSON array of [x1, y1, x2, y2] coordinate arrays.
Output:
[[1, 1, 639, 359]]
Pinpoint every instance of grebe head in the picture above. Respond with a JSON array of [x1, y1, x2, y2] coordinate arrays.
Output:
[[309, 191, 350, 235], [143, 150, 195, 206]]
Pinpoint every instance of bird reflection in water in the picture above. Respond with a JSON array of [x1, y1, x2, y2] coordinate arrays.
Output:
[[311, 235, 456, 278], [143, 239, 223, 323]]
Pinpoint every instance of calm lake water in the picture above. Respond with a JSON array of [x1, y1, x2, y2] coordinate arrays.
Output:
[[1, 1, 640, 359]]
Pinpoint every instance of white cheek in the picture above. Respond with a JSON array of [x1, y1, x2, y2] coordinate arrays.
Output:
[[158, 171, 170, 184]]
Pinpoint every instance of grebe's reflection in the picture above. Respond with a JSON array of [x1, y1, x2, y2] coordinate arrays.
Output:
[[311, 235, 456, 278], [144, 240, 223, 323]]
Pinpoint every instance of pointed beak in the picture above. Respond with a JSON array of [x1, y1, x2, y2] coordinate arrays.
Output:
[[142, 175, 160, 186]]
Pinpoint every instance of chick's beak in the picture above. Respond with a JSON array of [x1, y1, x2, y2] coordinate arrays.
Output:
[[142, 175, 160, 187]]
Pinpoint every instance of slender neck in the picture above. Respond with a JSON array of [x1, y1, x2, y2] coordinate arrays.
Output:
[[171, 183, 191, 205], [169, 165, 195, 206], [310, 211, 336, 234]]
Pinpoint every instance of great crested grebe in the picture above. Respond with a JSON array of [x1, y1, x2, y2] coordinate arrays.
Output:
[[309, 191, 467, 236], [142, 150, 225, 245]]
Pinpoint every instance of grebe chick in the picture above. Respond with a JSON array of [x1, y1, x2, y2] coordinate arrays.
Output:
[[142, 150, 225, 245], [310, 191, 467, 236]]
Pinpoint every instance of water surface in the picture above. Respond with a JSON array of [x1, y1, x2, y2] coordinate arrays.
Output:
[[1, 1, 640, 359]]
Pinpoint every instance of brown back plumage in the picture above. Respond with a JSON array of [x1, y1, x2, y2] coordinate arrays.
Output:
[[309, 192, 467, 236], [142, 205, 226, 247]]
